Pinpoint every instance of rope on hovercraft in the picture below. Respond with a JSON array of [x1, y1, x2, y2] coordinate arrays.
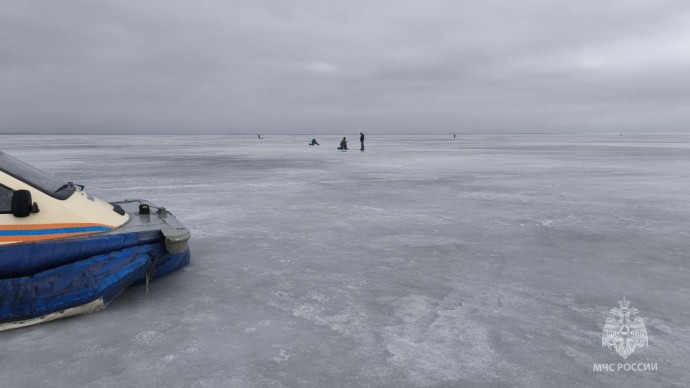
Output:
[[144, 247, 161, 295]]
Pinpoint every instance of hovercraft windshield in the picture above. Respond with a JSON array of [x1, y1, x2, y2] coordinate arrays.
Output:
[[0, 151, 76, 200]]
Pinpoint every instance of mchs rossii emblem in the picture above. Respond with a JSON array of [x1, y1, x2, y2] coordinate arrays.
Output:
[[602, 297, 648, 359]]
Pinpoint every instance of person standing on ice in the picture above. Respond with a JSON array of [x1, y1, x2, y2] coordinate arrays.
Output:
[[360, 132, 365, 151], [338, 137, 348, 150]]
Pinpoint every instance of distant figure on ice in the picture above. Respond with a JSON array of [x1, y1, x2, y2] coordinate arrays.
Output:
[[360, 132, 365, 151], [338, 137, 348, 150], [453, 134, 456, 138], [258, 134, 263, 139], [309, 139, 320, 146]]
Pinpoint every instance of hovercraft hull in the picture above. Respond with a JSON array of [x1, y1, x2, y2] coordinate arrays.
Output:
[[0, 200, 190, 330]]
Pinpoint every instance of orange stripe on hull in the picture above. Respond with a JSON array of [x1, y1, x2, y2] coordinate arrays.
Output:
[[0, 223, 113, 231], [0, 231, 102, 243]]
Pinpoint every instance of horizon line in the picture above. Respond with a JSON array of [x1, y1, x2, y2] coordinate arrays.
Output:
[[0, 131, 684, 136]]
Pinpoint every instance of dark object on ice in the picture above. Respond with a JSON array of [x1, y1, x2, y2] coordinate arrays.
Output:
[[258, 135, 263, 139], [0, 151, 191, 331], [360, 132, 365, 151], [454, 134, 456, 138], [338, 137, 348, 150], [309, 139, 320, 146]]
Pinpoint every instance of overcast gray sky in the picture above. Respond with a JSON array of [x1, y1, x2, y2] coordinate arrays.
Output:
[[1, 0, 689, 134]]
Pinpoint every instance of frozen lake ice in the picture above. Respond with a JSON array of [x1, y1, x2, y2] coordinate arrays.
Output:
[[1, 133, 689, 387]]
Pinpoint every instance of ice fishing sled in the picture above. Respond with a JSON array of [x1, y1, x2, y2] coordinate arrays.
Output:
[[0, 151, 191, 330]]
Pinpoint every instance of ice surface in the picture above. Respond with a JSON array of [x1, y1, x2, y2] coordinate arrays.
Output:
[[1, 134, 689, 387]]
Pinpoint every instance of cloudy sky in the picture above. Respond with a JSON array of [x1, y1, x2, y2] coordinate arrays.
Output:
[[1, 0, 689, 134]]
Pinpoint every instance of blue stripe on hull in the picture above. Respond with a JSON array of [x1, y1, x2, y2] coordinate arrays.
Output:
[[0, 226, 112, 236]]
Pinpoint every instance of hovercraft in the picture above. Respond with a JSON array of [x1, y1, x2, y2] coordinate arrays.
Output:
[[0, 151, 190, 330]]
